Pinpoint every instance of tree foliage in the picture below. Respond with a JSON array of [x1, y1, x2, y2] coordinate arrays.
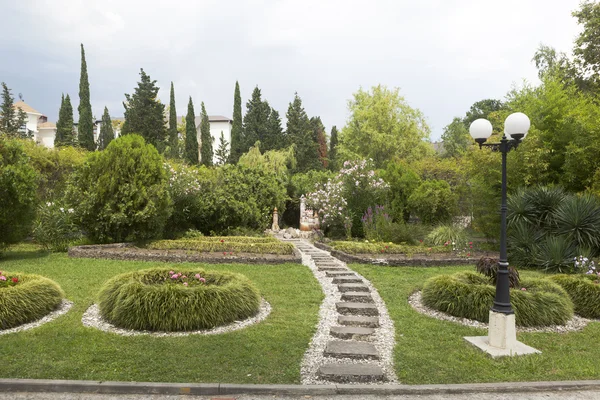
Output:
[[329, 125, 338, 171], [77, 44, 95, 151], [229, 81, 243, 164], [263, 108, 285, 151], [184, 97, 198, 165], [287, 93, 321, 172], [55, 94, 76, 147], [0, 83, 28, 138], [200, 102, 213, 166], [98, 107, 115, 151], [168, 82, 179, 158], [441, 117, 470, 158], [242, 86, 270, 155], [311, 116, 328, 169], [215, 131, 229, 165]]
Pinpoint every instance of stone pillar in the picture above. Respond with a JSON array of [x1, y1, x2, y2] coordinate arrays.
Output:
[[300, 196, 306, 224], [272, 207, 280, 231]]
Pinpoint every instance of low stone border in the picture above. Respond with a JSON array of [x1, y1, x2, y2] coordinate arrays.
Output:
[[314, 242, 495, 267], [409, 291, 596, 333], [0, 299, 73, 336], [81, 298, 271, 337], [68, 243, 302, 264]]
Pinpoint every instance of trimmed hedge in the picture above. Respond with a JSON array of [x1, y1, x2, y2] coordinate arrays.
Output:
[[550, 274, 600, 318], [329, 241, 449, 255], [147, 239, 294, 255], [98, 268, 261, 331], [421, 272, 573, 327], [0, 273, 64, 329], [180, 236, 278, 243]]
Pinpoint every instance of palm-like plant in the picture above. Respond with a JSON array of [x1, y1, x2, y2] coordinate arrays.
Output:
[[555, 194, 600, 254]]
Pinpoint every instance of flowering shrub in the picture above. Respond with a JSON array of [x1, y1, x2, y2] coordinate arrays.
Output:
[[32, 201, 81, 252], [307, 159, 388, 237], [0, 271, 19, 288], [166, 270, 206, 286]]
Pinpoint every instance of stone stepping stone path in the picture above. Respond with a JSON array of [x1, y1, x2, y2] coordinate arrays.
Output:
[[279, 237, 397, 385]]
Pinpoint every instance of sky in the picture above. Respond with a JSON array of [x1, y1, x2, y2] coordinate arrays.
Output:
[[0, 0, 583, 141]]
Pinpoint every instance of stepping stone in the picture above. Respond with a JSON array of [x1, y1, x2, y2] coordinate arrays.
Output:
[[341, 292, 373, 303], [330, 326, 375, 340], [338, 283, 369, 293], [325, 271, 355, 277], [332, 277, 363, 284], [324, 340, 379, 360], [318, 363, 384, 383], [338, 315, 380, 328], [318, 266, 346, 272], [337, 302, 379, 316]]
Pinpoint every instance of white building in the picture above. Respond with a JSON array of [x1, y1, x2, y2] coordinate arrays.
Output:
[[13, 101, 58, 148], [180, 115, 233, 163]]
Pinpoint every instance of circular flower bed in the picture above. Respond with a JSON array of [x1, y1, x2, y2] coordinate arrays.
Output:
[[0, 271, 65, 329], [98, 268, 261, 332], [550, 274, 600, 319], [421, 272, 573, 327]]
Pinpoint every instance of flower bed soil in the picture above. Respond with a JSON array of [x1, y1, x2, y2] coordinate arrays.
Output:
[[313, 242, 497, 267], [68, 243, 302, 264]]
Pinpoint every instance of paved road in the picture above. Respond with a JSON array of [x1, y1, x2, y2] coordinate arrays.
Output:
[[2, 391, 600, 400]]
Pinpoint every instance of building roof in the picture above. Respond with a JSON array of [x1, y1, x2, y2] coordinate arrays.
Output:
[[209, 115, 233, 122], [13, 100, 42, 115], [38, 122, 56, 129]]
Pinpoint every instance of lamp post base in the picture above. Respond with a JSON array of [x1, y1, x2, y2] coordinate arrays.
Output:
[[463, 311, 540, 358]]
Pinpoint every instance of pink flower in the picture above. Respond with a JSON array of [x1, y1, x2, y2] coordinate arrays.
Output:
[[200, 277, 206, 283], [0, 276, 6, 281], [169, 270, 175, 274], [171, 275, 178, 279], [183, 282, 188, 286], [521, 288, 527, 291], [195, 274, 201, 279], [181, 275, 187, 279]]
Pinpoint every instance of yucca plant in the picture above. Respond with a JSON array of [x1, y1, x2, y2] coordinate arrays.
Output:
[[508, 219, 543, 269], [526, 185, 566, 231], [426, 224, 467, 246], [507, 188, 537, 226], [554, 194, 600, 253], [532, 235, 577, 273], [475, 257, 520, 288]]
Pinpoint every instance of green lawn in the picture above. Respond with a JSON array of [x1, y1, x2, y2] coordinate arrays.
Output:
[[351, 263, 600, 384], [0, 245, 323, 384]]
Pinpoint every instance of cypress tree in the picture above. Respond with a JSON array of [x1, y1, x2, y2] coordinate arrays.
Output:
[[168, 82, 178, 158], [98, 107, 115, 150], [55, 94, 75, 147], [215, 131, 229, 165], [184, 97, 199, 164], [229, 81, 243, 163], [200, 102, 213, 166], [311, 116, 328, 169], [329, 125, 338, 171], [263, 108, 285, 151], [122, 69, 166, 151], [78, 44, 95, 150], [242, 86, 270, 152], [286, 93, 320, 172]]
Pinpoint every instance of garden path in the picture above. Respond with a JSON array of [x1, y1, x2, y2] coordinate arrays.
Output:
[[280, 238, 398, 384]]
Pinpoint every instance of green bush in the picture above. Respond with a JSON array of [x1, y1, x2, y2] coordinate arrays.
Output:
[[422, 271, 573, 327], [550, 274, 600, 318], [407, 180, 457, 224], [32, 201, 81, 252], [98, 268, 261, 331], [147, 238, 294, 254], [66, 135, 172, 243], [0, 272, 64, 329], [329, 240, 448, 255], [361, 205, 415, 244], [0, 137, 39, 251], [426, 224, 466, 246]]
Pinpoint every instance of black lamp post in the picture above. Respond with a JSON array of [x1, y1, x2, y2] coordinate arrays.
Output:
[[468, 113, 530, 316]]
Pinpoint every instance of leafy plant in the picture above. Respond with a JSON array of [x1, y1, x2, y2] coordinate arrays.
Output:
[[426, 224, 466, 246], [407, 179, 457, 224], [554, 194, 600, 251], [475, 257, 520, 288], [361, 205, 414, 243], [32, 201, 81, 252]]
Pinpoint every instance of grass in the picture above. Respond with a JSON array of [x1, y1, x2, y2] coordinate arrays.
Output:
[[351, 263, 600, 384], [0, 244, 323, 384]]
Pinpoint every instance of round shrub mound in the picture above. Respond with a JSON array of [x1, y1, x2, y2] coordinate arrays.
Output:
[[550, 274, 600, 318], [98, 268, 261, 331], [0, 273, 64, 329], [421, 272, 573, 327]]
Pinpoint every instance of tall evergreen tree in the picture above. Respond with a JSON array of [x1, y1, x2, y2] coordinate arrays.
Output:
[[311, 116, 328, 169], [184, 97, 199, 164], [55, 94, 75, 147], [242, 86, 270, 152], [78, 44, 95, 151], [329, 125, 338, 171], [98, 107, 115, 150], [122, 68, 166, 151], [286, 93, 321, 172], [215, 131, 230, 165], [200, 102, 213, 166], [0, 82, 23, 137], [263, 108, 285, 151], [229, 81, 243, 164], [168, 82, 179, 158]]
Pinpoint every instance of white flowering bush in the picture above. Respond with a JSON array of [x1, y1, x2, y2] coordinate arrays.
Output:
[[32, 201, 81, 252], [307, 159, 389, 237]]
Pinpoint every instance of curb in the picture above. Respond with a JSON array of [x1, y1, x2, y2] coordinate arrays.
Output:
[[2, 378, 600, 396]]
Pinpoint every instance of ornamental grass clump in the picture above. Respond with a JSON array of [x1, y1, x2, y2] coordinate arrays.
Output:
[[98, 267, 261, 331], [550, 257, 600, 318], [421, 271, 573, 327], [0, 272, 64, 329]]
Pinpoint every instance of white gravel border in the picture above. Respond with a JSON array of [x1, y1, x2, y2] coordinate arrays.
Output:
[[0, 299, 73, 335], [81, 298, 271, 337], [296, 243, 398, 385], [409, 291, 597, 333]]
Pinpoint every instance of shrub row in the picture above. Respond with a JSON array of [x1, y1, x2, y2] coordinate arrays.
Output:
[[179, 235, 277, 244], [421, 272, 573, 327], [329, 241, 450, 255], [550, 274, 600, 319], [147, 239, 295, 255]]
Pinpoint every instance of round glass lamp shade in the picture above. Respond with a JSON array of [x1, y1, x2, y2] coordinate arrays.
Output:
[[504, 112, 530, 140], [469, 118, 493, 140]]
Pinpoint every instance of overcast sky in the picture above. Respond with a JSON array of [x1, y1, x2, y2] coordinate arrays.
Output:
[[0, 0, 582, 141]]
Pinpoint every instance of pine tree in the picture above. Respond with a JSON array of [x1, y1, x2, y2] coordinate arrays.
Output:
[[263, 108, 285, 151], [184, 97, 199, 164], [329, 125, 338, 171], [229, 81, 243, 163], [16, 108, 29, 138], [200, 102, 213, 166], [0, 82, 23, 137], [286, 93, 320, 172], [55, 94, 75, 147], [242, 86, 270, 152], [78, 44, 95, 151], [98, 107, 115, 150], [215, 131, 230, 165], [122, 68, 166, 151], [168, 82, 178, 158], [311, 116, 328, 169]]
